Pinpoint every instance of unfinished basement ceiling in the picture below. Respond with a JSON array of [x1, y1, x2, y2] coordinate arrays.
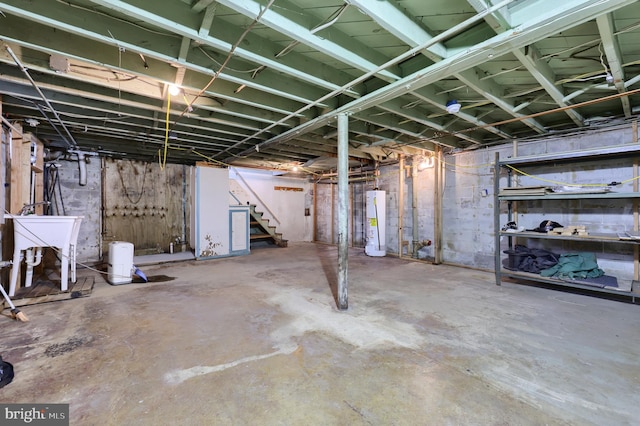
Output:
[[1, 0, 639, 173]]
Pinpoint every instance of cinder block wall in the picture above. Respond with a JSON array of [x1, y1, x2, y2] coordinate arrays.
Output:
[[54, 156, 102, 263]]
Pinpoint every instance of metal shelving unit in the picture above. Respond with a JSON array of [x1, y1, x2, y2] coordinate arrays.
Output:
[[494, 149, 640, 303]]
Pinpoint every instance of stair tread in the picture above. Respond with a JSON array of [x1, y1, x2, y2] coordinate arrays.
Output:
[[246, 205, 286, 247], [250, 233, 271, 239]]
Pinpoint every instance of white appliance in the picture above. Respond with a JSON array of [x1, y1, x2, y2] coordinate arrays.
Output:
[[365, 190, 386, 257], [108, 241, 134, 285]]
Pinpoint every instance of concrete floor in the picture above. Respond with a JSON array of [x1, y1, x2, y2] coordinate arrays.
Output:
[[1, 242, 639, 425]]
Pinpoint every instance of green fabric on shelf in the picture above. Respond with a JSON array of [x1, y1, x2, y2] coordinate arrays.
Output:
[[540, 252, 604, 279]]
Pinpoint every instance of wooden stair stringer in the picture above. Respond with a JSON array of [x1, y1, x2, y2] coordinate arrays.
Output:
[[249, 204, 287, 247]]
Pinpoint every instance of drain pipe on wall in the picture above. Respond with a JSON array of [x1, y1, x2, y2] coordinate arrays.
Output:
[[68, 150, 96, 187], [77, 152, 87, 186]]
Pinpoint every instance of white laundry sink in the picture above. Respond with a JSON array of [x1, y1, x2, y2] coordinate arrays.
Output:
[[4, 214, 81, 250], [4, 214, 83, 296]]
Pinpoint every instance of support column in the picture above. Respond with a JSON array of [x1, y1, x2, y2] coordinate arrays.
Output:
[[434, 146, 443, 264], [412, 161, 419, 258], [337, 113, 349, 310], [398, 155, 404, 258], [313, 181, 318, 242]]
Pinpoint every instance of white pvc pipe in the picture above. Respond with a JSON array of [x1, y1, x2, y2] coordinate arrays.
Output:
[[78, 152, 87, 186], [24, 247, 43, 288]]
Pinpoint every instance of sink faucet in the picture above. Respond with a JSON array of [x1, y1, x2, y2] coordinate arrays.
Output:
[[18, 201, 51, 215]]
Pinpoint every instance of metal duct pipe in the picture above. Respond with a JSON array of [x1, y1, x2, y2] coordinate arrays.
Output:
[[5, 45, 77, 149]]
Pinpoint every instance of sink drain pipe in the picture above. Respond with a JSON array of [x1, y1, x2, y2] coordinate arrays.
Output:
[[23, 247, 43, 289]]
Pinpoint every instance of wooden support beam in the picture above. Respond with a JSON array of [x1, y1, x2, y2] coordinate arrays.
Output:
[[9, 123, 24, 214]]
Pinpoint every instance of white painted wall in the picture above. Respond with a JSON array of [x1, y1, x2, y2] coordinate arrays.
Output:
[[191, 165, 230, 259], [229, 168, 313, 242]]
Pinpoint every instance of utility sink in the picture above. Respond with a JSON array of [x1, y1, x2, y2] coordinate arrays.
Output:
[[3, 214, 83, 296]]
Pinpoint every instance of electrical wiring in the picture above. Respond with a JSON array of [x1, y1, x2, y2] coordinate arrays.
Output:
[[154, 0, 277, 165], [70, 67, 140, 83], [116, 160, 149, 204], [161, 90, 171, 170], [275, 3, 349, 59], [166, 143, 323, 177], [390, 86, 640, 152], [177, 0, 277, 122], [504, 163, 640, 187], [55, 0, 180, 39], [197, 46, 264, 74]]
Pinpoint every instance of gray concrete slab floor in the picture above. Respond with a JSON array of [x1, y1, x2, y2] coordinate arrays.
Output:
[[1, 242, 639, 425]]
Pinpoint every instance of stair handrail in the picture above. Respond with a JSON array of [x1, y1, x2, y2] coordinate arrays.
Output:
[[231, 167, 281, 225], [229, 191, 243, 205]]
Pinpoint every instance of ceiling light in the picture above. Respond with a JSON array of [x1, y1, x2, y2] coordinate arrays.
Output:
[[417, 156, 434, 170], [168, 84, 181, 96], [445, 100, 461, 114], [605, 72, 614, 84]]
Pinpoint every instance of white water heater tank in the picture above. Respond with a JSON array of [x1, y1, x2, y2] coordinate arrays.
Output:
[[365, 190, 386, 257], [108, 241, 134, 285]]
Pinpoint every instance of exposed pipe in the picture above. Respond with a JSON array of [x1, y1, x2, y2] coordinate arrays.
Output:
[[227, 0, 518, 158], [412, 160, 419, 258], [398, 155, 404, 258], [77, 152, 87, 186], [315, 175, 377, 184], [34, 103, 73, 149], [24, 247, 43, 288], [4, 45, 77, 149], [319, 167, 377, 178], [181, 164, 188, 249]]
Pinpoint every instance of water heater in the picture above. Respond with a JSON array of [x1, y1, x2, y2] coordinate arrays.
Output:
[[365, 190, 386, 257]]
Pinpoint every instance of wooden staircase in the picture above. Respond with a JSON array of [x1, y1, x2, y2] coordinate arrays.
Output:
[[249, 204, 288, 247]]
